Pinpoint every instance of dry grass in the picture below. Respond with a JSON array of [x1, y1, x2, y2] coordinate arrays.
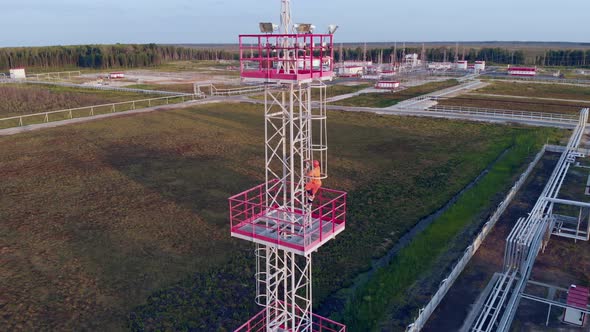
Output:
[[0, 103, 560, 330], [437, 95, 587, 115], [0, 84, 160, 118], [333, 80, 459, 108], [476, 82, 590, 101]]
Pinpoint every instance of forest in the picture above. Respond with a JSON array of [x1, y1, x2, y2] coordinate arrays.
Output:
[[0, 44, 235, 71], [1, 44, 589, 71], [337, 46, 590, 67]]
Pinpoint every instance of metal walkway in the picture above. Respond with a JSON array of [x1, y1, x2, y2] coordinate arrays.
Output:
[[466, 108, 589, 332]]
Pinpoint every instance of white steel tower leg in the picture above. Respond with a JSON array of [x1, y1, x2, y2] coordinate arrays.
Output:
[[256, 83, 316, 331]]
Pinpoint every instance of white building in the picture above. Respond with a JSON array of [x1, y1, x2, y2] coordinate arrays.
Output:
[[9, 68, 26, 79], [338, 66, 363, 77], [456, 60, 468, 70], [474, 61, 486, 71], [428, 62, 453, 71], [403, 53, 420, 68], [375, 81, 400, 89], [507, 66, 536, 76], [109, 72, 125, 79]]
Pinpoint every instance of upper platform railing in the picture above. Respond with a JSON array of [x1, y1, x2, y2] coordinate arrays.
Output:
[[239, 34, 334, 83]]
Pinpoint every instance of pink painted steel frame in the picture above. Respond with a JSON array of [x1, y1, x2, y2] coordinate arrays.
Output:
[[229, 182, 346, 254], [239, 34, 334, 82], [234, 306, 346, 332]]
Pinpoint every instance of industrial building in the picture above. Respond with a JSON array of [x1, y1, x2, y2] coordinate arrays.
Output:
[[375, 81, 400, 89], [337, 65, 363, 77], [109, 72, 125, 79], [9, 68, 26, 79], [456, 60, 468, 70], [474, 60, 486, 71], [507, 66, 537, 76]]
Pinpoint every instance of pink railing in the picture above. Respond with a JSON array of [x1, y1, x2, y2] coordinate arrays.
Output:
[[229, 181, 346, 252], [234, 307, 346, 332], [239, 34, 334, 81]]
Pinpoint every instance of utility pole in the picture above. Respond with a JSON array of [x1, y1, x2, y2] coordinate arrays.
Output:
[[421, 43, 426, 67]]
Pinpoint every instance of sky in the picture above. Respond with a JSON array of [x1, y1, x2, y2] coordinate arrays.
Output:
[[0, 0, 589, 47]]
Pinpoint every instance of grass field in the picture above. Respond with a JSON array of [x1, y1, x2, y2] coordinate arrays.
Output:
[[0, 84, 161, 119], [476, 82, 590, 101], [437, 95, 588, 115], [0, 103, 561, 330], [332, 80, 459, 107]]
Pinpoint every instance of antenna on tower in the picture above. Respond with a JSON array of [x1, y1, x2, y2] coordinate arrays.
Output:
[[280, 0, 292, 34]]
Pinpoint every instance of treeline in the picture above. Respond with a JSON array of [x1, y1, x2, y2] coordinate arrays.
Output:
[[538, 49, 590, 66], [0, 44, 235, 71], [2, 44, 589, 71], [335, 46, 590, 67]]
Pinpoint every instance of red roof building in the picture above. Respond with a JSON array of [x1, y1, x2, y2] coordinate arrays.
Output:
[[508, 66, 537, 76], [563, 285, 589, 327]]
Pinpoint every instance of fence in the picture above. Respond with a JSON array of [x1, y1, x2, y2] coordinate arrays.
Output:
[[482, 74, 590, 86], [426, 105, 579, 125], [405, 145, 547, 332], [195, 83, 268, 97], [0, 94, 199, 129], [6, 79, 182, 96], [27, 70, 82, 80]]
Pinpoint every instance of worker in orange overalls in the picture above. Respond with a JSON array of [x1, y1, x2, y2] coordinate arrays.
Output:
[[305, 160, 322, 204]]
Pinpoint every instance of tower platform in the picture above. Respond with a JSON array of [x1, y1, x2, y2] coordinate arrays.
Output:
[[239, 34, 334, 83], [229, 182, 346, 256], [235, 307, 346, 332]]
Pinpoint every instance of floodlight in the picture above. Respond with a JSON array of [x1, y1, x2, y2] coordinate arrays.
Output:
[[327, 24, 339, 34], [294, 23, 315, 34], [259, 22, 278, 33]]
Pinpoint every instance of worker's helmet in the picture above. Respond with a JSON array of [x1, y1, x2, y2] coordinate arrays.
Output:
[[313, 160, 320, 167]]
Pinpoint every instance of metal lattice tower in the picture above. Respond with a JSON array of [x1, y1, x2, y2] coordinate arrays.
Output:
[[232, 1, 347, 331]]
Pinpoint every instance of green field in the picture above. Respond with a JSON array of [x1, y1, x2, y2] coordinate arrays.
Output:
[[342, 130, 557, 330], [0, 102, 561, 330], [476, 81, 590, 101], [333, 80, 460, 107]]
